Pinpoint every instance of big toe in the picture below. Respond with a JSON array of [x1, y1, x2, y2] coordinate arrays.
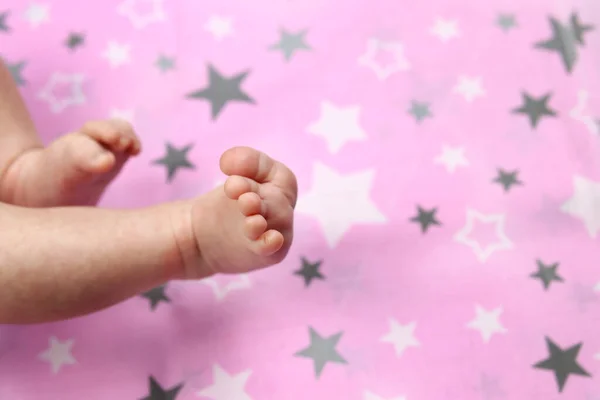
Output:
[[220, 146, 298, 206]]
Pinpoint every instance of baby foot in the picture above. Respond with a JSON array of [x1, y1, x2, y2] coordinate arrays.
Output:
[[3, 119, 140, 207], [174, 146, 298, 278]]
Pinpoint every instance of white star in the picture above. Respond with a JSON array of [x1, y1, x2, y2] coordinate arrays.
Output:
[[37, 72, 86, 114], [595, 352, 600, 360], [196, 364, 252, 400], [430, 17, 460, 42], [101, 41, 131, 68], [380, 319, 420, 357], [434, 145, 469, 173], [454, 209, 513, 262], [364, 391, 406, 400], [116, 0, 166, 29], [38, 336, 76, 374], [307, 101, 368, 154], [595, 281, 600, 292], [109, 108, 135, 124], [202, 274, 251, 301], [23, 3, 50, 28], [358, 38, 410, 80], [453, 75, 485, 102], [204, 15, 234, 41], [296, 162, 387, 248], [569, 90, 599, 136], [466, 305, 508, 343], [561, 175, 600, 238]]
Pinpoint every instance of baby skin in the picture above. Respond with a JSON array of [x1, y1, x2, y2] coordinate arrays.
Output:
[[0, 62, 297, 324]]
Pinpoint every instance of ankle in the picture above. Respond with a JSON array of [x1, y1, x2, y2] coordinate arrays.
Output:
[[0, 146, 43, 205], [167, 199, 213, 280]]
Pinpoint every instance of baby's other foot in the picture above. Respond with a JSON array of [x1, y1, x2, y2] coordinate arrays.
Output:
[[175, 146, 298, 278], [3, 119, 140, 207]]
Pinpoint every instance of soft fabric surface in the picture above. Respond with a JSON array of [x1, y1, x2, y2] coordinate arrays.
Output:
[[0, 0, 599, 399]]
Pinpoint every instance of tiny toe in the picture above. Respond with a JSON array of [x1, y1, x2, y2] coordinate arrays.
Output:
[[238, 192, 264, 216], [224, 175, 261, 200], [251, 229, 284, 256], [80, 119, 139, 153], [90, 151, 117, 173], [244, 214, 267, 240]]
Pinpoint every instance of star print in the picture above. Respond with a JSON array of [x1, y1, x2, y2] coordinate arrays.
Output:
[[475, 373, 506, 399], [497, 14, 517, 32], [430, 17, 460, 42], [408, 101, 432, 123], [3, 59, 27, 86], [454, 209, 513, 263], [65, 32, 84, 50], [364, 391, 407, 400], [493, 168, 522, 192], [569, 90, 598, 136], [453, 75, 485, 102], [110, 108, 135, 124], [434, 145, 469, 173], [296, 162, 387, 248], [410, 206, 441, 233], [141, 376, 183, 400], [512, 92, 557, 129], [380, 319, 420, 357], [358, 38, 410, 80], [38, 72, 86, 114], [0, 11, 10, 32], [466, 305, 507, 343], [186, 64, 254, 120], [38, 336, 76, 374], [533, 337, 591, 392], [101, 41, 131, 68], [535, 12, 593, 74], [204, 15, 234, 41], [196, 364, 252, 400], [530, 260, 564, 290], [202, 274, 251, 301], [141, 284, 171, 310], [152, 143, 195, 183], [117, 0, 166, 29], [307, 101, 368, 154], [155, 54, 175, 72], [270, 28, 311, 61], [295, 326, 347, 378], [23, 3, 50, 28], [294, 257, 325, 287], [561, 175, 600, 238]]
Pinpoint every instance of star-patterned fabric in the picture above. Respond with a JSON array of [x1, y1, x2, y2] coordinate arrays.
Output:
[[0, 1, 599, 399]]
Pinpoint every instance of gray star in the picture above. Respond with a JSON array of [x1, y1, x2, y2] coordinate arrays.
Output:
[[294, 257, 325, 287], [497, 14, 517, 32], [512, 92, 557, 128], [295, 326, 347, 378], [141, 376, 183, 400], [141, 285, 171, 311], [2, 59, 26, 86], [410, 205, 441, 233], [65, 33, 84, 50], [533, 337, 591, 393], [0, 11, 10, 32], [493, 168, 522, 192], [269, 28, 311, 61], [156, 54, 175, 72], [530, 259, 564, 290], [152, 143, 195, 183], [186, 64, 255, 120], [535, 13, 593, 74], [408, 101, 432, 123]]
